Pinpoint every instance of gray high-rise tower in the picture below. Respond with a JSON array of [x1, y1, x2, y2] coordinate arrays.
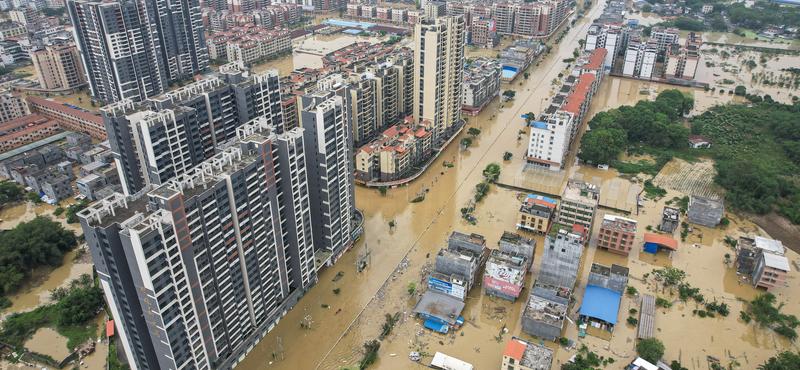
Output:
[[67, 0, 209, 103], [79, 119, 317, 370], [298, 86, 356, 265]]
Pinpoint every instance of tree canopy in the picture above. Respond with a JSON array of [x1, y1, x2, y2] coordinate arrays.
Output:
[[637, 338, 666, 364], [0, 216, 77, 296], [0, 181, 24, 207], [579, 89, 692, 164], [691, 101, 800, 222]]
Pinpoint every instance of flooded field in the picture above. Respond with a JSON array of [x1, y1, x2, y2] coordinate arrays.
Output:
[[2, 248, 94, 317], [25, 328, 70, 360], [653, 158, 723, 200], [702, 31, 800, 51], [696, 46, 800, 104]]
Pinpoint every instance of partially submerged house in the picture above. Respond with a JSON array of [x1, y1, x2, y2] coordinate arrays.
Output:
[[578, 264, 629, 334], [687, 196, 724, 227], [736, 236, 790, 291], [643, 233, 679, 255], [502, 336, 553, 370], [659, 206, 680, 233], [484, 249, 529, 301]]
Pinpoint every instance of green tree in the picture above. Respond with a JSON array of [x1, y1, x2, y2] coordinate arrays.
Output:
[[467, 127, 482, 137], [579, 128, 627, 164], [56, 285, 103, 326], [0, 216, 77, 296], [637, 338, 666, 364], [0, 181, 24, 207]]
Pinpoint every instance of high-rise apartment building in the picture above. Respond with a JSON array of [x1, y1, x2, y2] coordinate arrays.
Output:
[[413, 15, 465, 144], [67, 0, 209, 103], [102, 66, 283, 195], [299, 89, 356, 264], [78, 118, 316, 370], [31, 43, 86, 90]]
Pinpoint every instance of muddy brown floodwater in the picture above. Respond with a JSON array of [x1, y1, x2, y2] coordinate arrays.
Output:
[[237, 2, 800, 369]]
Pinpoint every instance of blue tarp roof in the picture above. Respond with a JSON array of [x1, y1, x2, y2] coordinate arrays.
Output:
[[530, 121, 548, 129], [579, 285, 622, 325], [424, 319, 449, 333]]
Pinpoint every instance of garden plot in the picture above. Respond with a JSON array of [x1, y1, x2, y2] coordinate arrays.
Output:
[[652, 158, 723, 200]]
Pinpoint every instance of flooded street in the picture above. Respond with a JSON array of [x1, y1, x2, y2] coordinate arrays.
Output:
[[236, 1, 800, 368]]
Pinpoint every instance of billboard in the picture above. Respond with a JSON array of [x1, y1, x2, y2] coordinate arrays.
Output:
[[428, 276, 466, 300], [483, 276, 523, 298]]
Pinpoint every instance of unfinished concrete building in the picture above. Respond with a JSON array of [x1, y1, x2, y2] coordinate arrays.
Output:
[[557, 179, 600, 231], [538, 226, 584, 289], [498, 231, 536, 269], [687, 196, 724, 227], [448, 231, 487, 255], [659, 206, 680, 233], [521, 283, 571, 340], [427, 231, 488, 301], [483, 249, 529, 301]]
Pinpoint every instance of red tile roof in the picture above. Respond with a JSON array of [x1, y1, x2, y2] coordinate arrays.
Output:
[[383, 125, 399, 138], [562, 73, 596, 115], [26, 95, 103, 125], [585, 48, 607, 70], [503, 339, 526, 361], [644, 233, 679, 250]]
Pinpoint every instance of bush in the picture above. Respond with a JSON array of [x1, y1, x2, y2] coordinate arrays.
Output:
[[656, 297, 672, 308], [406, 282, 416, 295], [637, 338, 665, 364], [626, 286, 638, 296]]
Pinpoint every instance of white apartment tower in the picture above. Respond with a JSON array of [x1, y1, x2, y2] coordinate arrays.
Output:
[[526, 111, 575, 171], [413, 15, 466, 144]]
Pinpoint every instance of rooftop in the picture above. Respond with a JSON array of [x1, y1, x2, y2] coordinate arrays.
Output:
[[584, 48, 607, 70], [763, 253, 791, 272], [643, 233, 678, 251], [504, 337, 553, 369], [754, 236, 786, 255], [523, 293, 568, 326], [562, 179, 600, 204], [412, 291, 465, 325], [579, 285, 622, 325], [484, 249, 527, 286], [601, 214, 637, 233]]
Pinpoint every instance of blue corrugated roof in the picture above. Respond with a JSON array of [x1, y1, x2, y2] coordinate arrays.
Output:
[[579, 285, 622, 325], [424, 319, 449, 333], [530, 121, 548, 129]]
